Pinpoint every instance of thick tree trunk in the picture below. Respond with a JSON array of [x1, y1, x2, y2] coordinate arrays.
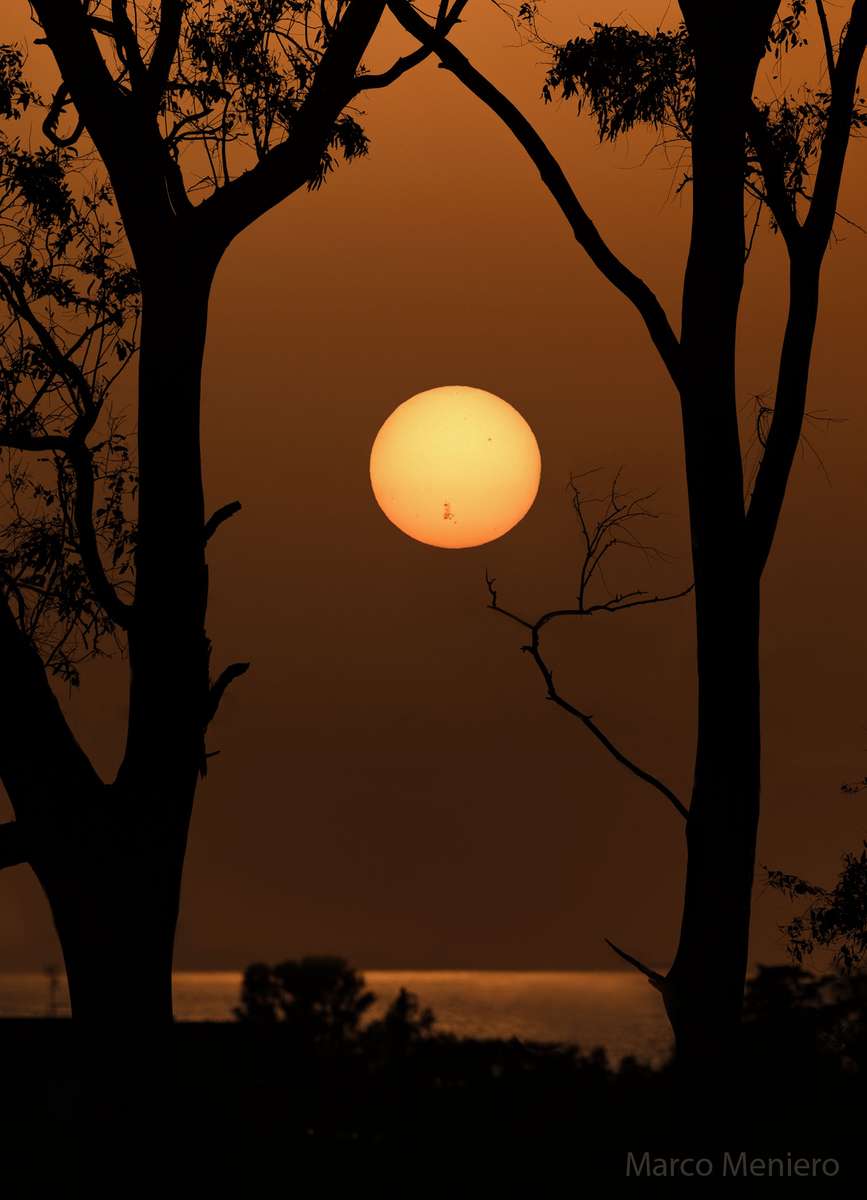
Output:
[[30, 250, 217, 1028], [665, 4, 776, 1072], [31, 822, 180, 1026], [665, 586, 761, 1066]]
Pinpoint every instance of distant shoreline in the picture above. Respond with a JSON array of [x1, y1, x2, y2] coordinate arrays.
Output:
[[0, 969, 673, 1064]]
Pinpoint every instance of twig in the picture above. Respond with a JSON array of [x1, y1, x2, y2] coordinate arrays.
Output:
[[485, 474, 692, 820]]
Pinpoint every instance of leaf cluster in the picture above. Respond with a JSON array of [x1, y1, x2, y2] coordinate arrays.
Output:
[[543, 23, 694, 144], [540, 11, 866, 227], [766, 843, 867, 974], [137, 0, 369, 192], [0, 46, 140, 683]]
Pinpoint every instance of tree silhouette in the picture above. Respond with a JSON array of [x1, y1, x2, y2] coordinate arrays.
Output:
[[235, 956, 376, 1044], [390, 0, 867, 1068], [234, 955, 435, 1053], [0, 1, 466, 1030]]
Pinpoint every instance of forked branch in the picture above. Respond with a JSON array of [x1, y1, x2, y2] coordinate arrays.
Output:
[[353, 0, 468, 94], [486, 475, 691, 821]]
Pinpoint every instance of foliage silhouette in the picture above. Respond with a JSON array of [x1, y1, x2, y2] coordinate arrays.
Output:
[[234, 955, 435, 1055], [767, 841, 867, 972], [0, 54, 140, 686], [234, 956, 376, 1041]]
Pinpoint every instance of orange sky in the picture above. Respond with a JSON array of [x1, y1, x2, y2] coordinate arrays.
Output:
[[2, 2, 866, 973]]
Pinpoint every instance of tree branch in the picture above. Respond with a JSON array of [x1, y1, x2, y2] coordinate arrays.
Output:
[[204, 500, 242, 543], [353, 0, 468, 94], [30, 1, 128, 159], [145, 0, 185, 112], [745, 259, 821, 575], [0, 267, 94, 416], [386, 0, 683, 390], [746, 103, 802, 250], [110, 0, 148, 91], [31, 0, 179, 251], [747, 1, 867, 574], [486, 572, 689, 820], [816, 0, 836, 78], [0, 268, 134, 630], [353, 43, 430, 92], [42, 83, 86, 148], [0, 822, 26, 871], [206, 661, 251, 726], [0, 590, 103, 821], [803, 0, 867, 256], [0, 433, 134, 629], [604, 937, 665, 989], [197, 0, 387, 250], [66, 443, 135, 630]]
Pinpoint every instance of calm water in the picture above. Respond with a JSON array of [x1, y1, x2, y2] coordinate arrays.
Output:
[[0, 970, 672, 1065]]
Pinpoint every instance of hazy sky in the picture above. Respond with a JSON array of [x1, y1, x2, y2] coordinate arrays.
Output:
[[2, 2, 866, 973]]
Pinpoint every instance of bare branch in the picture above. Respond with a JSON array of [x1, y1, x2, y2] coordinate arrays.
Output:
[[66, 443, 135, 631], [0, 822, 26, 871], [522, 633, 688, 819], [204, 500, 242, 543], [804, 0, 867, 255], [536, 585, 695, 630], [42, 84, 86, 148], [604, 937, 665, 989], [0, 430, 69, 453], [206, 660, 251, 726], [353, 0, 468, 94], [386, 0, 683, 389], [353, 43, 430, 93], [486, 475, 691, 824], [816, 0, 836, 78]]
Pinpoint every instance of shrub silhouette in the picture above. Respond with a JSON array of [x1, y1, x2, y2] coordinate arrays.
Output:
[[234, 956, 375, 1044], [365, 986, 436, 1058], [234, 957, 435, 1055], [741, 963, 867, 1077]]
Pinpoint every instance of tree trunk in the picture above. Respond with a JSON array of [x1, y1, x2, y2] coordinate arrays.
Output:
[[665, 585, 761, 1066], [31, 249, 218, 1029], [31, 819, 180, 1026], [665, 3, 775, 1072]]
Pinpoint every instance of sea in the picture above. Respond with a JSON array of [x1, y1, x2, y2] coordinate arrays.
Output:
[[0, 970, 671, 1065]]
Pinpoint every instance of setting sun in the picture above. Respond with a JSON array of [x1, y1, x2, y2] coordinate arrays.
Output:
[[369, 385, 541, 549]]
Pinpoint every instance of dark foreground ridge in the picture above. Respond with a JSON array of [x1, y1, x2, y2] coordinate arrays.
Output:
[[0, 960, 865, 1179]]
